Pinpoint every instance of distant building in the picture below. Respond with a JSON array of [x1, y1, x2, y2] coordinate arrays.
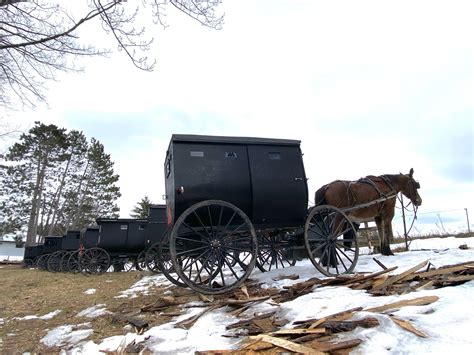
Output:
[[0, 235, 25, 261]]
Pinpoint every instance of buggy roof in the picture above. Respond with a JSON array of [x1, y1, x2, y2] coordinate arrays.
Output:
[[96, 218, 148, 223], [171, 134, 301, 146]]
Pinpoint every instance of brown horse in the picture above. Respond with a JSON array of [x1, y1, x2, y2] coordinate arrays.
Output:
[[314, 168, 422, 256]]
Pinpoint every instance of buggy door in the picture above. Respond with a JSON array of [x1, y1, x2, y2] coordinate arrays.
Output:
[[248, 145, 308, 226]]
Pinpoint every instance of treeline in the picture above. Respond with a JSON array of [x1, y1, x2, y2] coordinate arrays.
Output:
[[0, 122, 121, 246]]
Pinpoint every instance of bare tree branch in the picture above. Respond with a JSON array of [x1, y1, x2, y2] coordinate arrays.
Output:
[[0, 0, 224, 109]]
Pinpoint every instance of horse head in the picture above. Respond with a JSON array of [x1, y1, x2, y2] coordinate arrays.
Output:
[[401, 168, 422, 206]]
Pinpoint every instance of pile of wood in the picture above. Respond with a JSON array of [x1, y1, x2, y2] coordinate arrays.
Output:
[[130, 259, 473, 354], [195, 259, 473, 354]]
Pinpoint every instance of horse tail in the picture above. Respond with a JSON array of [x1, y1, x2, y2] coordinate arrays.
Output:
[[314, 184, 328, 206]]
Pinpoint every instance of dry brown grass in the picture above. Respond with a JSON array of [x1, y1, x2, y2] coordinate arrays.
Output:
[[0, 265, 182, 353]]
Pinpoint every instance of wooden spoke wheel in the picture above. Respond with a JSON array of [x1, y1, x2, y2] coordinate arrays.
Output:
[[256, 232, 297, 272], [170, 200, 257, 295], [23, 258, 34, 268], [36, 254, 50, 271], [304, 205, 359, 277], [47, 251, 67, 272], [135, 249, 148, 271], [79, 247, 111, 275], [60, 251, 72, 272], [144, 242, 163, 274], [67, 251, 81, 273], [156, 235, 188, 288]]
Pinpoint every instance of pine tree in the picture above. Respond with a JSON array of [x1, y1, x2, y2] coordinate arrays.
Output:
[[0, 122, 121, 246], [130, 196, 152, 219]]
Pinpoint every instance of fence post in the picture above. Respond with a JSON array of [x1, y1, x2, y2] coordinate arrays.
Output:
[[465, 208, 471, 234]]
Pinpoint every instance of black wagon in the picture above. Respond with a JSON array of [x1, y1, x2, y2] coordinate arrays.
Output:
[[23, 245, 44, 268], [162, 134, 359, 294], [46, 230, 81, 272], [78, 217, 150, 273], [35, 236, 64, 270]]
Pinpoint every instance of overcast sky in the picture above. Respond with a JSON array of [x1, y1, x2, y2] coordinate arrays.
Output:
[[2, 0, 473, 235]]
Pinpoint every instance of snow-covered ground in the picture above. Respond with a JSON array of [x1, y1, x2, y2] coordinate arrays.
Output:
[[36, 237, 474, 353]]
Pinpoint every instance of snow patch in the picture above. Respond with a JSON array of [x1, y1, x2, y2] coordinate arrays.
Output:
[[116, 274, 168, 298], [41, 325, 93, 347], [76, 304, 110, 318], [14, 310, 61, 321], [83, 288, 96, 295]]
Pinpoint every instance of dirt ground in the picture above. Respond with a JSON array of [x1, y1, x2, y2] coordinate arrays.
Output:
[[0, 264, 190, 353]]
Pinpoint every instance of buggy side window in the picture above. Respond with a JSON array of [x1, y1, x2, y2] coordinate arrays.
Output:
[[165, 153, 172, 178], [139, 224, 146, 230], [120, 224, 128, 230], [225, 152, 238, 158], [268, 152, 281, 160], [190, 151, 204, 157]]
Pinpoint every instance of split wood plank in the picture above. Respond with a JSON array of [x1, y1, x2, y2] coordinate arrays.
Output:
[[252, 334, 325, 354], [389, 315, 428, 338], [403, 263, 474, 281], [292, 307, 363, 327], [364, 295, 439, 313], [345, 266, 398, 288], [372, 260, 429, 291], [226, 311, 277, 330], [305, 338, 363, 353], [271, 328, 326, 336]]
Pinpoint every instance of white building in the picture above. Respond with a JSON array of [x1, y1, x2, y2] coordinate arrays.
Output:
[[0, 235, 24, 261]]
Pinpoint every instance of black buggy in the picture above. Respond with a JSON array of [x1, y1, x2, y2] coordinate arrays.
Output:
[[159, 134, 359, 295], [78, 204, 168, 274]]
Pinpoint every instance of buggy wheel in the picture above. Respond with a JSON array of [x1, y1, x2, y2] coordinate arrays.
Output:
[[304, 205, 359, 277], [60, 251, 72, 272], [47, 251, 66, 272], [135, 249, 147, 271], [157, 234, 188, 288], [23, 258, 34, 268], [170, 200, 258, 295], [36, 254, 50, 270], [144, 242, 163, 274], [67, 251, 80, 273], [79, 247, 110, 274], [256, 233, 297, 272]]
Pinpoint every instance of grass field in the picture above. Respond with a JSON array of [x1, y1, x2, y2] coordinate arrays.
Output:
[[0, 266, 189, 353]]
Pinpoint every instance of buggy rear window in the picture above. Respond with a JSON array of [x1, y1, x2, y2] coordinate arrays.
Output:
[[120, 224, 128, 230], [268, 152, 281, 160], [190, 151, 204, 157]]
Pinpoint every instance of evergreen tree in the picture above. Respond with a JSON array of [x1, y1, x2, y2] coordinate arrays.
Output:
[[0, 122, 121, 245], [130, 196, 152, 219]]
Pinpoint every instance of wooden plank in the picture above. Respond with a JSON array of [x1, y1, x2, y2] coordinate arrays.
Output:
[[293, 307, 363, 327], [364, 295, 439, 313], [271, 328, 326, 335], [372, 260, 429, 291], [253, 334, 325, 354], [306, 339, 363, 352], [345, 266, 398, 288], [403, 263, 474, 281], [389, 315, 428, 338]]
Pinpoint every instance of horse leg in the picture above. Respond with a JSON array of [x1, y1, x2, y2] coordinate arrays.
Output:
[[343, 222, 359, 249], [374, 217, 383, 254], [380, 218, 394, 256]]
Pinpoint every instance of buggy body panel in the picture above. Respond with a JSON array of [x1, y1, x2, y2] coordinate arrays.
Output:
[[165, 134, 308, 229]]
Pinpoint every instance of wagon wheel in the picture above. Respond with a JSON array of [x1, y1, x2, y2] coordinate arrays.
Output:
[[60, 251, 72, 272], [23, 258, 34, 268], [36, 254, 50, 271], [256, 232, 297, 272], [304, 205, 359, 277], [144, 241, 162, 274], [170, 200, 258, 295], [135, 249, 148, 271], [67, 250, 81, 273], [47, 250, 66, 272], [79, 247, 111, 274], [156, 234, 189, 288]]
